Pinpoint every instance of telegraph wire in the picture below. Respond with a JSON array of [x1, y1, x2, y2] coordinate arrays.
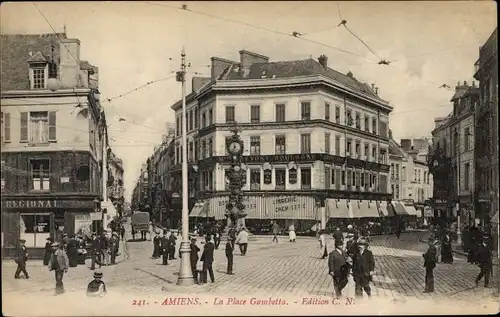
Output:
[[140, 1, 376, 63]]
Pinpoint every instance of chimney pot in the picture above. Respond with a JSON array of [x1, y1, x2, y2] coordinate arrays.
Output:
[[464, 80, 467, 86], [375, 87, 379, 95], [318, 54, 328, 68], [472, 80, 476, 87], [347, 71, 353, 78], [371, 83, 375, 90]]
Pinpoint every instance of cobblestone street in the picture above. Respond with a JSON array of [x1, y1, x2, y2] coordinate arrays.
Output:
[[4, 230, 499, 311]]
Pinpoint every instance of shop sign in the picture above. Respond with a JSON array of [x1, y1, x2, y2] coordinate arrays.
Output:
[[272, 196, 307, 213], [2, 199, 94, 209], [214, 153, 346, 165]]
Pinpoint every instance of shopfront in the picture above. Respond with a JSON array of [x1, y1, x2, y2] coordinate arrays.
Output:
[[203, 194, 318, 234], [1, 197, 99, 258]]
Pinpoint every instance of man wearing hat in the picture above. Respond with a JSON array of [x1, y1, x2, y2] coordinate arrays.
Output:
[[49, 242, 69, 295], [87, 270, 107, 297], [43, 237, 54, 266], [328, 239, 349, 297], [14, 239, 29, 279], [90, 232, 102, 270], [160, 230, 170, 265], [352, 238, 375, 297], [422, 234, 437, 293], [475, 235, 493, 288], [190, 237, 200, 282]]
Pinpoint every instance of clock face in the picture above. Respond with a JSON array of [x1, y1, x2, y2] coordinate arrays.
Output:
[[229, 141, 242, 155]]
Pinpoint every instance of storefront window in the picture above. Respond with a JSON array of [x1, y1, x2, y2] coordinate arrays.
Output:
[[20, 213, 50, 247]]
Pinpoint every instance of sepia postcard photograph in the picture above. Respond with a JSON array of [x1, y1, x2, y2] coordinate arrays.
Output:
[[1, 1, 498, 316]]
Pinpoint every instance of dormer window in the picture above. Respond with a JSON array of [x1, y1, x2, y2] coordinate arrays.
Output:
[[27, 52, 50, 89]]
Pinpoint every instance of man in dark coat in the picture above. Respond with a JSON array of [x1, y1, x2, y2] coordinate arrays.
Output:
[[200, 235, 215, 283], [352, 238, 375, 297], [66, 235, 79, 267], [190, 237, 200, 282], [90, 233, 101, 270], [214, 223, 222, 250], [328, 239, 348, 297], [161, 231, 170, 265], [43, 237, 54, 266], [152, 231, 161, 259], [109, 233, 119, 265], [333, 227, 343, 245], [168, 232, 177, 260], [423, 234, 437, 293], [225, 239, 234, 275], [14, 239, 29, 279], [475, 236, 493, 288]]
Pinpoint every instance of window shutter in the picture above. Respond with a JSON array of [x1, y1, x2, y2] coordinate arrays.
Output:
[[20, 112, 28, 142], [48, 111, 56, 141], [28, 160, 33, 190], [4, 112, 11, 142]]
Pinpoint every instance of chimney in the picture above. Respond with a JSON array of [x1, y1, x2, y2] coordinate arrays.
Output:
[[346, 71, 353, 78], [464, 80, 468, 86], [192, 77, 210, 92], [375, 87, 379, 95], [472, 80, 476, 87], [59, 38, 81, 88], [239, 50, 269, 78], [318, 54, 328, 69], [371, 83, 375, 91], [210, 57, 235, 80], [389, 129, 393, 139]]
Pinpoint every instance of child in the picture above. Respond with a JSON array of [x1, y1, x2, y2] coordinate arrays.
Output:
[[86, 270, 107, 297], [225, 240, 234, 275]]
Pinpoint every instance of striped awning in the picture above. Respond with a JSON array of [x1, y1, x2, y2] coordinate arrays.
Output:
[[404, 204, 419, 216], [327, 199, 353, 218], [377, 201, 395, 217], [392, 201, 409, 215], [351, 200, 380, 218], [189, 202, 209, 218], [491, 211, 499, 224]]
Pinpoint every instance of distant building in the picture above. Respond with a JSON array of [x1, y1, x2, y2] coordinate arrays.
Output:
[[431, 81, 479, 225], [473, 27, 498, 249], [107, 149, 124, 216], [0, 33, 107, 257], [169, 51, 393, 230]]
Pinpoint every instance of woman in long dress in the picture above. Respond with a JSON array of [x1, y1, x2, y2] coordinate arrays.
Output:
[[288, 224, 296, 242], [441, 231, 453, 264]]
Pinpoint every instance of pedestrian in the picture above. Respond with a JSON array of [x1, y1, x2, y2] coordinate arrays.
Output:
[[236, 227, 249, 256], [333, 227, 343, 245], [90, 232, 102, 270], [228, 227, 236, 249], [395, 222, 402, 239], [200, 235, 215, 284], [152, 231, 161, 259], [190, 237, 200, 282], [131, 226, 136, 240], [422, 234, 437, 293], [120, 225, 125, 241], [289, 224, 297, 242], [161, 230, 170, 265], [49, 242, 69, 295], [319, 230, 328, 259], [14, 239, 29, 279], [86, 270, 107, 297], [214, 224, 222, 250], [272, 221, 280, 243], [441, 230, 453, 264], [169, 230, 177, 260], [66, 235, 79, 267], [225, 238, 234, 275], [328, 239, 349, 298], [100, 233, 109, 266], [43, 237, 53, 266], [352, 238, 375, 298], [475, 236, 493, 288], [109, 232, 119, 265]]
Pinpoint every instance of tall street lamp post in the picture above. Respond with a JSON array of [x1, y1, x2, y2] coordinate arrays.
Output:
[[176, 47, 194, 286]]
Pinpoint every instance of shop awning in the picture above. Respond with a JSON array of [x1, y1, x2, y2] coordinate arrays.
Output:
[[102, 201, 118, 221], [351, 200, 380, 218], [327, 199, 353, 218], [189, 202, 209, 218], [392, 201, 409, 215], [491, 211, 499, 224], [404, 204, 419, 216], [377, 201, 395, 217]]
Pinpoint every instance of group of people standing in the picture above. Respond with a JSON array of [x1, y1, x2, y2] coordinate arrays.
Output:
[[152, 229, 178, 265], [326, 225, 376, 298]]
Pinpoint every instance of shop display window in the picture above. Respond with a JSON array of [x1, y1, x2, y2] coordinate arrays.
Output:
[[20, 213, 51, 247]]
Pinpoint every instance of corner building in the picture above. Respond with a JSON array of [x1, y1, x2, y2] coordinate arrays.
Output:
[[172, 51, 392, 231], [1, 33, 104, 257]]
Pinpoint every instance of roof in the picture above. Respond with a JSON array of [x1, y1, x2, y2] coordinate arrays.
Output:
[[220, 58, 381, 99], [1, 33, 66, 91], [389, 139, 406, 157], [450, 85, 470, 101], [80, 60, 98, 74]]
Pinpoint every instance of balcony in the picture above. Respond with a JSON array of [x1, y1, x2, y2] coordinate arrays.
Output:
[[275, 184, 286, 190], [250, 183, 260, 191], [301, 184, 311, 190]]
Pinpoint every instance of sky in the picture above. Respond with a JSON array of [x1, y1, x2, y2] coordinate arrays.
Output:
[[1, 1, 497, 202]]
